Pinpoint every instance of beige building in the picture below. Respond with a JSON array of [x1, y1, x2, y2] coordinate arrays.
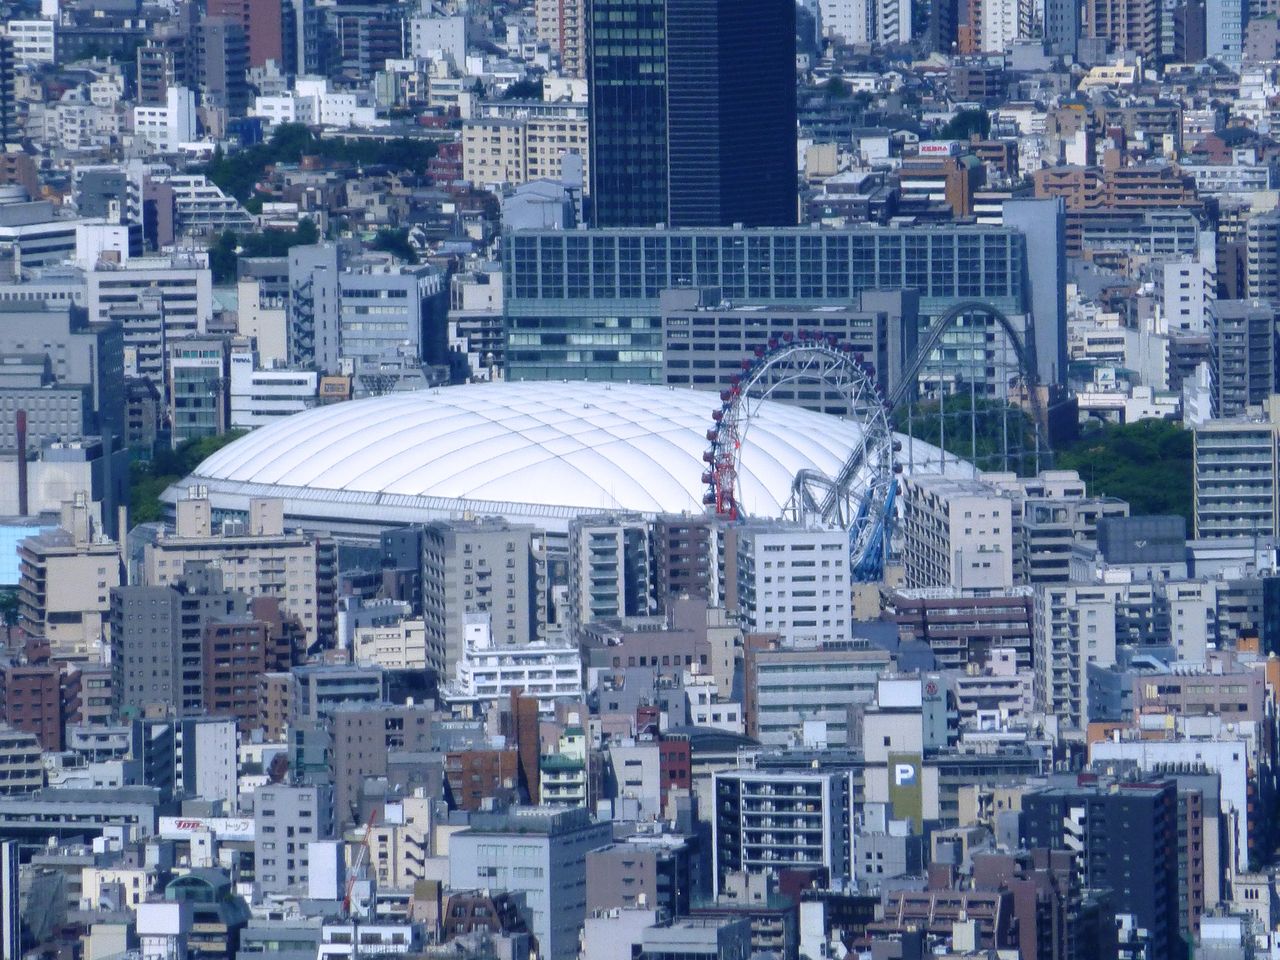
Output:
[[901, 475, 1015, 593], [17, 498, 123, 661], [353, 618, 429, 671], [81, 866, 151, 909], [462, 101, 589, 190], [143, 497, 335, 649], [235, 278, 287, 366], [360, 792, 432, 889]]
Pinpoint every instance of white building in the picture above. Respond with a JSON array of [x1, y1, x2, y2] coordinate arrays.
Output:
[[819, 0, 874, 42], [733, 522, 851, 645], [409, 15, 466, 69], [980, 0, 1033, 51], [133, 87, 197, 154], [229, 350, 317, 429], [74, 222, 137, 269], [1032, 583, 1119, 732], [6, 20, 56, 64], [452, 615, 581, 714], [901, 475, 1014, 593], [175, 717, 238, 807], [1161, 258, 1213, 333], [877, 0, 911, 44]]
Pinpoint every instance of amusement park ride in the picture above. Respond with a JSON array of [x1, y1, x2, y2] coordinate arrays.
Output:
[[700, 304, 1052, 583], [702, 332, 900, 581]]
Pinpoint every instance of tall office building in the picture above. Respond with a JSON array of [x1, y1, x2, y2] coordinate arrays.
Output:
[[0, 36, 14, 149], [587, 0, 797, 228]]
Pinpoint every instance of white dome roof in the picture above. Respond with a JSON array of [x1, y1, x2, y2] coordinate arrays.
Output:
[[178, 381, 968, 532]]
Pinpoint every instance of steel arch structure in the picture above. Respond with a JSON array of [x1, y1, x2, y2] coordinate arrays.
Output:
[[889, 300, 1045, 422], [701, 332, 899, 580], [889, 299, 1052, 473]]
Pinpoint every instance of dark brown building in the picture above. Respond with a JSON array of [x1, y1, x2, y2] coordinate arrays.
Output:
[[653, 514, 718, 609], [203, 619, 271, 731], [204, 598, 303, 732], [501, 689, 541, 804], [207, 0, 282, 68], [889, 589, 1034, 670], [445, 748, 519, 811], [1, 663, 70, 751]]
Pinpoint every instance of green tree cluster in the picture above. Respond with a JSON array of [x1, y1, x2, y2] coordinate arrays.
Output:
[[1056, 419, 1193, 522], [893, 398, 1193, 521], [129, 432, 248, 524], [204, 124, 440, 202], [209, 218, 319, 283], [939, 108, 990, 141], [371, 227, 419, 263]]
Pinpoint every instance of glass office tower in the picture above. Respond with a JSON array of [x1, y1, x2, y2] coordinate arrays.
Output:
[[587, 0, 798, 228]]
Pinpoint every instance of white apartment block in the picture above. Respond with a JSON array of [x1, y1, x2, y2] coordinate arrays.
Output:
[[353, 618, 429, 671], [1161, 258, 1213, 333], [819, 0, 875, 42], [408, 15, 466, 68], [87, 256, 212, 329], [1033, 583, 1120, 733], [733, 522, 851, 645], [452, 616, 582, 715], [901, 475, 1014, 593], [133, 87, 197, 154], [6, 21, 56, 64], [980, 0, 1033, 52]]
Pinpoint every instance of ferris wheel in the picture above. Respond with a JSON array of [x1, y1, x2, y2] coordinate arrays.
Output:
[[701, 332, 900, 580]]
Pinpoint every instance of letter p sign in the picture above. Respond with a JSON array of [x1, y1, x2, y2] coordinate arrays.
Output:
[[894, 763, 917, 787]]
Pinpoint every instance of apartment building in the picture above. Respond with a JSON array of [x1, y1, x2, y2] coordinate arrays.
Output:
[[712, 768, 853, 895], [420, 518, 546, 675], [463, 100, 589, 190], [901, 475, 1014, 593], [254, 783, 335, 895], [143, 497, 336, 649], [743, 634, 891, 746], [889, 587, 1035, 669], [17, 500, 123, 662], [0, 725, 43, 795], [566, 513, 655, 638], [1193, 397, 1280, 540], [731, 522, 851, 645]]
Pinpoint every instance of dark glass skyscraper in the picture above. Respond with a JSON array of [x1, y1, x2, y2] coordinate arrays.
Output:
[[587, 0, 797, 228]]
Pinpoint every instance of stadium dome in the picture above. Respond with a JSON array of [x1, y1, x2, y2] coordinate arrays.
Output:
[[171, 381, 972, 535]]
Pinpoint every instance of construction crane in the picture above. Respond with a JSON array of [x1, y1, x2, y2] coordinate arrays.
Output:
[[342, 808, 380, 960]]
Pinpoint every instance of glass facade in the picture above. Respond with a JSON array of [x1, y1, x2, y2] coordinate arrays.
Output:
[[587, 0, 669, 227], [505, 226, 1028, 382]]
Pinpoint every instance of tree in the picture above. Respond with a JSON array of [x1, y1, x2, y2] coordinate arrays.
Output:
[[1056, 419, 1193, 521], [372, 227, 418, 263], [940, 108, 990, 141], [0, 590, 18, 627], [502, 78, 543, 101], [130, 431, 248, 524], [824, 76, 850, 98]]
